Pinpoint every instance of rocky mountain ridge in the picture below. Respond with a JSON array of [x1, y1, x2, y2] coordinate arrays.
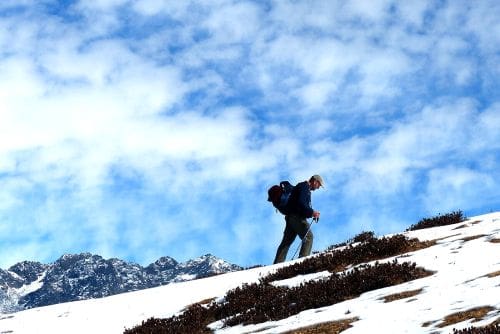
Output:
[[0, 253, 241, 313]]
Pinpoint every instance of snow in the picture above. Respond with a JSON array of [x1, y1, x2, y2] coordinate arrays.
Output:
[[173, 273, 198, 281], [1, 212, 499, 334], [271, 271, 332, 288], [15, 272, 46, 297], [0, 272, 46, 314]]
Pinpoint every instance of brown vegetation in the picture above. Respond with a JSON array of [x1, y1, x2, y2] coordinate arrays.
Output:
[[461, 235, 489, 242], [452, 322, 500, 334], [380, 288, 423, 303], [124, 211, 483, 334], [124, 234, 435, 334], [406, 211, 466, 231], [486, 271, 500, 278], [437, 306, 496, 328], [263, 233, 434, 283], [281, 317, 359, 334]]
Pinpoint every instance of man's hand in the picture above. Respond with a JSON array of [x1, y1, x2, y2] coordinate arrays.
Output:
[[312, 211, 320, 219]]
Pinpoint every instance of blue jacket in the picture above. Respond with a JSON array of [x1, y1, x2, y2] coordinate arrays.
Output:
[[286, 181, 314, 218]]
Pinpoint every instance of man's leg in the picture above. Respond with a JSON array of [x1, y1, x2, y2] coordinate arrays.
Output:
[[288, 215, 313, 258], [299, 227, 313, 257], [273, 216, 298, 264]]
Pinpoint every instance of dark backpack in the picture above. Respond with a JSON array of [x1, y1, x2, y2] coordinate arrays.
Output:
[[267, 181, 294, 215]]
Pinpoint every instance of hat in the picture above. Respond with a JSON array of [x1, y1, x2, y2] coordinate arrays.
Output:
[[311, 174, 325, 188]]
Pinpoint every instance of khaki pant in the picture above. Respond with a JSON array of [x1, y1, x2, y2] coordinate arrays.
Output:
[[273, 215, 313, 264]]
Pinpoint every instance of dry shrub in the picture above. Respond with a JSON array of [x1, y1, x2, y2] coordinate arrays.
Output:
[[125, 261, 432, 333], [352, 231, 376, 243], [124, 302, 215, 334], [452, 322, 500, 334], [125, 234, 436, 333], [461, 235, 489, 242], [225, 261, 432, 327], [281, 317, 359, 334], [380, 288, 423, 303], [263, 234, 433, 283], [406, 211, 466, 231], [328, 231, 376, 249], [486, 271, 500, 278], [438, 306, 496, 328]]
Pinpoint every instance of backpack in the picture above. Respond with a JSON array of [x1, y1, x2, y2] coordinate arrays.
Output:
[[267, 181, 294, 215]]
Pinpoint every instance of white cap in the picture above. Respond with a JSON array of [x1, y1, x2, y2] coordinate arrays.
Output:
[[311, 174, 325, 188]]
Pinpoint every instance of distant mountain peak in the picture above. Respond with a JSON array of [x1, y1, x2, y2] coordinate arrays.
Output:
[[0, 253, 242, 313], [149, 256, 178, 268]]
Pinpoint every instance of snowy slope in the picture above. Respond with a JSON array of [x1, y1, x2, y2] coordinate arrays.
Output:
[[1, 212, 499, 334]]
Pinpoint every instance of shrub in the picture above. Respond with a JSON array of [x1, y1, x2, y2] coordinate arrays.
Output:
[[124, 232, 436, 334], [222, 261, 431, 327], [352, 231, 376, 243], [452, 323, 500, 334], [125, 261, 432, 333], [406, 211, 466, 231], [262, 234, 433, 283], [124, 303, 214, 334], [327, 230, 376, 249]]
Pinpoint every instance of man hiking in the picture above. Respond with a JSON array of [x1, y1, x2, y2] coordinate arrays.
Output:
[[273, 174, 324, 264]]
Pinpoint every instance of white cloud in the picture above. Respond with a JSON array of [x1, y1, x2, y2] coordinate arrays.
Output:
[[377, 99, 476, 161], [0, 0, 498, 268], [356, 48, 411, 104], [464, 2, 500, 53], [475, 103, 500, 149], [77, 0, 128, 10], [297, 81, 337, 110], [335, 98, 491, 203], [342, 0, 390, 22], [424, 167, 496, 212], [131, 0, 176, 16], [395, 1, 429, 29], [202, 1, 262, 44]]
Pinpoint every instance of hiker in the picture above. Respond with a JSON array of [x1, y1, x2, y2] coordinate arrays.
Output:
[[273, 175, 324, 264]]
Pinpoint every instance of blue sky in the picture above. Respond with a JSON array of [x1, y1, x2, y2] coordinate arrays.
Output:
[[0, 0, 499, 269]]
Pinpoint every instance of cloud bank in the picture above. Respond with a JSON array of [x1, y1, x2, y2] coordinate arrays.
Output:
[[0, 0, 499, 268]]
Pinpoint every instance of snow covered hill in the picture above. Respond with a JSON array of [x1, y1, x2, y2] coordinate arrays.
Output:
[[1, 212, 499, 334]]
